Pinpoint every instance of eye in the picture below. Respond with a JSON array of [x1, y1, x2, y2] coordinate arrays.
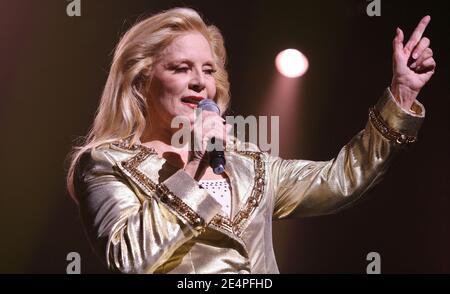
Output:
[[204, 68, 217, 75], [174, 67, 189, 73]]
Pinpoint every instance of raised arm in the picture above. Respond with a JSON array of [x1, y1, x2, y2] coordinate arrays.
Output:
[[271, 16, 435, 219]]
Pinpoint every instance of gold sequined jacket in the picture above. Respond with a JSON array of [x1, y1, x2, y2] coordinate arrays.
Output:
[[74, 88, 425, 274]]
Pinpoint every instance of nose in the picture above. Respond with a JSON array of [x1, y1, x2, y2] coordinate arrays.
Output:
[[188, 69, 206, 93]]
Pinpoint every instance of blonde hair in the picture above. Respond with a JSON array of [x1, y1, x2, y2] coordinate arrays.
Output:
[[66, 7, 230, 202]]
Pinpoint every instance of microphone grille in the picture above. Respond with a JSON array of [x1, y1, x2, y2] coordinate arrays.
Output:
[[198, 99, 220, 115]]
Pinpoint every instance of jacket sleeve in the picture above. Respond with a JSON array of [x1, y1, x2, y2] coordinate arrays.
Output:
[[270, 88, 425, 219], [74, 148, 221, 273]]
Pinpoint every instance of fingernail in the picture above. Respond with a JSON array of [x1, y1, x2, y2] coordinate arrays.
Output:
[[410, 62, 416, 68], [412, 52, 418, 59]]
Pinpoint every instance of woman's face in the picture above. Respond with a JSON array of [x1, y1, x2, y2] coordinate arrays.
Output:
[[147, 32, 217, 126]]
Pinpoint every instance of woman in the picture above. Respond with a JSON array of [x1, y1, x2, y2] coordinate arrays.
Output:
[[67, 8, 435, 273]]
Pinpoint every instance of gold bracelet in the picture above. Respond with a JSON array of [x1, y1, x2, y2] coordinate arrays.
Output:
[[369, 106, 417, 145]]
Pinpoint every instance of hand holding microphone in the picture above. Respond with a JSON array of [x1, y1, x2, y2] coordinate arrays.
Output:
[[198, 99, 227, 174], [184, 99, 230, 177]]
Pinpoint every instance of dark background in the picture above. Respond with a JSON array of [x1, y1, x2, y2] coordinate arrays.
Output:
[[0, 0, 448, 273]]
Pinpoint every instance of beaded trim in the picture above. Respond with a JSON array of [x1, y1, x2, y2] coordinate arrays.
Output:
[[113, 140, 266, 237], [369, 106, 417, 145], [116, 144, 206, 232], [210, 151, 266, 237], [111, 139, 141, 151]]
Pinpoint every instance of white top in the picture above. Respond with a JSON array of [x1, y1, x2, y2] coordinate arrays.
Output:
[[199, 179, 232, 218]]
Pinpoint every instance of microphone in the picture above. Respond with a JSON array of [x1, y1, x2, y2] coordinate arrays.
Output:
[[198, 99, 226, 174]]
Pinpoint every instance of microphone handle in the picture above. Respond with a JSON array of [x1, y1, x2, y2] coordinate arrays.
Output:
[[209, 137, 226, 174]]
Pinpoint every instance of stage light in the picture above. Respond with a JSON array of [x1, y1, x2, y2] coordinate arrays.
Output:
[[275, 49, 309, 78]]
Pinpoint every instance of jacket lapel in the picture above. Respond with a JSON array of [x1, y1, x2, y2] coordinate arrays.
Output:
[[112, 142, 266, 238], [224, 151, 254, 220]]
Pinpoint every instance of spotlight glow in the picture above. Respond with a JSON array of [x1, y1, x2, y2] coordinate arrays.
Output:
[[275, 49, 309, 78]]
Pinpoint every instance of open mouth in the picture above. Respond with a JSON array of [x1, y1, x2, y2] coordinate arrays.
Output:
[[181, 96, 204, 108]]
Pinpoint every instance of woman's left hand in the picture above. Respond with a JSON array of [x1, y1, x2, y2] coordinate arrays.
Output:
[[391, 15, 436, 111]]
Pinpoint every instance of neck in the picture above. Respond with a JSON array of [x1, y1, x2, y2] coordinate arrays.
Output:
[[140, 121, 191, 167]]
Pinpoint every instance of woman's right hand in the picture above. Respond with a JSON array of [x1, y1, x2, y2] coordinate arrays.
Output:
[[184, 110, 231, 178]]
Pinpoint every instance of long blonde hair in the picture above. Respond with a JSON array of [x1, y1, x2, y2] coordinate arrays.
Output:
[[66, 7, 230, 202]]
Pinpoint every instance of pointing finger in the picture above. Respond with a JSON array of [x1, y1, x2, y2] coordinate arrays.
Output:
[[405, 15, 431, 53]]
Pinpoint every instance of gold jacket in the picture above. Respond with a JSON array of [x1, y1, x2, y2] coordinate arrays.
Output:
[[74, 88, 424, 274]]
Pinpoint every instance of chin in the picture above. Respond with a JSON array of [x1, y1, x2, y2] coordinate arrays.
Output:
[[170, 110, 196, 125]]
